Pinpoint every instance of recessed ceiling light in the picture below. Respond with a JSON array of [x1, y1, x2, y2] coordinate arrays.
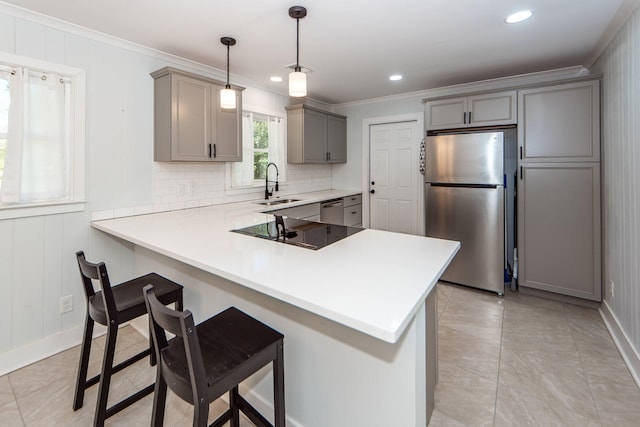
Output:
[[270, 76, 283, 82], [505, 10, 533, 24], [389, 75, 403, 81]]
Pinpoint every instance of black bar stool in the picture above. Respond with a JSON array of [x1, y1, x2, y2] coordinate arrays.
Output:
[[73, 251, 184, 427], [143, 284, 285, 427]]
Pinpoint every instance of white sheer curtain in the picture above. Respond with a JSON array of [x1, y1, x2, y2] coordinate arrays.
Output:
[[232, 112, 256, 187], [231, 111, 285, 188], [268, 116, 286, 181], [0, 67, 70, 204]]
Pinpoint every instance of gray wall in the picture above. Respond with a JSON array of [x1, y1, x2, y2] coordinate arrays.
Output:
[[591, 7, 640, 355]]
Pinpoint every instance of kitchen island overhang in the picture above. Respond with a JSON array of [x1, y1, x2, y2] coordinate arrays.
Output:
[[91, 195, 460, 425]]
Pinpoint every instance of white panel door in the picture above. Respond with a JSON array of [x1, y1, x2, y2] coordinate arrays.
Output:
[[369, 121, 421, 234]]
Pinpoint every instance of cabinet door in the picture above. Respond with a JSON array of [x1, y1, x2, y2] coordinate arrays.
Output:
[[518, 81, 600, 162], [327, 115, 347, 163], [212, 85, 242, 162], [170, 75, 211, 161], [424, 97, 467, 130], [468, 91, 516, 126], [517, 163, 601, 300], [303, 108, 328, 163]]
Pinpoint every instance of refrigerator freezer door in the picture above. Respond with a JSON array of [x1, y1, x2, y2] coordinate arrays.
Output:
[[425, 132, 504, 185], [425, 184, 505, 294]]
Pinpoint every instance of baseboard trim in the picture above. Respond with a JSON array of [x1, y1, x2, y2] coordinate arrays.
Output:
[[519, 286, 602, 309], [0, 324, 107, 377], [599, 300, 640, 388]]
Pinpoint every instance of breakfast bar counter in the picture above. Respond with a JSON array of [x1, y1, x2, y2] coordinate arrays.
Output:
[[92, 191, 459, 426]]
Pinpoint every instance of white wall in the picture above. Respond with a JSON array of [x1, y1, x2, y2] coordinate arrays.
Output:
[[590, 7, 640, 360], [0, 5, 332, 373]]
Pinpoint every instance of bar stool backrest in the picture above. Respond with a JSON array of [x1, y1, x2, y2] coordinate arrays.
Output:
[[143, 284, 208, 404], [76, 251, 117, 324]]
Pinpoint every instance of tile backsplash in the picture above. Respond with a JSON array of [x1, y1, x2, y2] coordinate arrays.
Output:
[[151, 162, 333, 211]]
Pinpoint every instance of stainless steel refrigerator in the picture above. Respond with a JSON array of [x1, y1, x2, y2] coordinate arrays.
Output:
[[424, 131, 506, 295]]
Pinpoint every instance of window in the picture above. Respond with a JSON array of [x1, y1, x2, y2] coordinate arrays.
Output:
[[230, 111, 285, 188], [0, 53, 85, 219]]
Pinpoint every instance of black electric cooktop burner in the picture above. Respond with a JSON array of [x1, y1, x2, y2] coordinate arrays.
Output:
[[231, 217, 363, 250]]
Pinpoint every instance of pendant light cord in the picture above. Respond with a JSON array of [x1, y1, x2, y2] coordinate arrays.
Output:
[[226, 43, 231, 89], [296, 17, 301, 72]]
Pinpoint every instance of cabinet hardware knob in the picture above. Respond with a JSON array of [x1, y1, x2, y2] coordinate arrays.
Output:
[[370, 189, 375, 194]]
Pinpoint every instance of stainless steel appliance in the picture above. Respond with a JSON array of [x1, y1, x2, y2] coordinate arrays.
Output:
[[320, 198, 344, 224], [231, 217, 363, 250], [424, 131, 508, 295]]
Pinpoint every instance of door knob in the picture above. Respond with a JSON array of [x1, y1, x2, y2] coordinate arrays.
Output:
[[370, 189, 375, 194]]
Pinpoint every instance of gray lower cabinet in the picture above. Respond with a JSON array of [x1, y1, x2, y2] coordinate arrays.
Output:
[[343, 194, 362, 227], [517, 163, 601, 300], [286, 104, 347, 164], [517, 79, 601, 301], [151, 67, 244, 162], [271, 203, 321, 222]]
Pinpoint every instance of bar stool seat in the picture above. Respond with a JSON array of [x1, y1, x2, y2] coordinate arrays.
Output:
[[73, 251, 183, 427], [143, 285, 285, 427]]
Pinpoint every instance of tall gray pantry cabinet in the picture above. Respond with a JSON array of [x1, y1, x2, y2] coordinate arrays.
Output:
[[151, 67, 244, 162], [517, 80, 601, 301]]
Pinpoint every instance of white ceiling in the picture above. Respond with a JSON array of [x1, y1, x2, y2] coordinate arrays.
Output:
[[0, 0, 630, 104]]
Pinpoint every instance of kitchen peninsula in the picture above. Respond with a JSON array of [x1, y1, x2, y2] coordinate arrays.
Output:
[[92, 190, 459, 426]]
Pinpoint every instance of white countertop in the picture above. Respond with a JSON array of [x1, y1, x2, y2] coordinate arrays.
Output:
[[92, 190, 460, 343]]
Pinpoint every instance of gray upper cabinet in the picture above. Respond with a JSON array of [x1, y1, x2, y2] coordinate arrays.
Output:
[[425, 90, 516, 130], [518, 80, 600, 162], [286, 104, 347, 164], [151, 67, 244, 162]]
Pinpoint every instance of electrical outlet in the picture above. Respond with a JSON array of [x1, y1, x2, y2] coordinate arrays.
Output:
[[59, 295, 73, 314], [610, 280, 615, 299]]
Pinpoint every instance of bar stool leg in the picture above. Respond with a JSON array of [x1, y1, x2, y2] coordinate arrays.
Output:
[[193, 400, 209, 427], [151, 368, 167, 427], [230, 386, 240, 427], [94, 322, 118, 427], [273, 342, 286, 427], [73, 314, 95, 410]]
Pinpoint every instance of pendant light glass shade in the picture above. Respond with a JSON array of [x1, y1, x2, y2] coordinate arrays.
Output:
[[220, 37, 236, 109], [289, 70, 307, 97], [289, 6, 307, 97], [220, 87, 236, 109]]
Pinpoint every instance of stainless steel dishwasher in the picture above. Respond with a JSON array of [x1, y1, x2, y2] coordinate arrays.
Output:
[[320, 198, 344, 224]]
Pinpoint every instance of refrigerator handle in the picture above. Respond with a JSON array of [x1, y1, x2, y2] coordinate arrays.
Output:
[[419, 138, 426, 175]]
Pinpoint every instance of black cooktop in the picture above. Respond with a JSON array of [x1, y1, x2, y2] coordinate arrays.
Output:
[[231, 217, 363, 250]]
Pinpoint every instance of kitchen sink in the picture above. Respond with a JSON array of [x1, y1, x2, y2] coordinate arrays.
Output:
[[254, 198, 300, 206]]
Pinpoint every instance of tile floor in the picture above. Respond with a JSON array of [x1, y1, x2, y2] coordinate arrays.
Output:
[[1, 282, 639, 426]]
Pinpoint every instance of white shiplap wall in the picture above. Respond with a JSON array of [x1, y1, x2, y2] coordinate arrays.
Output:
[[0, 5, 332, 373], [591, 9, 640, 361]]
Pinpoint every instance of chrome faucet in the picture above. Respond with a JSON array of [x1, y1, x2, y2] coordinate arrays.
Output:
[[265, 162, 279, 200]]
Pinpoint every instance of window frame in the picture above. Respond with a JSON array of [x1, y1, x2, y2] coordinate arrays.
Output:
[[225, 106, 287, 193], [0, 52, 85, 220]]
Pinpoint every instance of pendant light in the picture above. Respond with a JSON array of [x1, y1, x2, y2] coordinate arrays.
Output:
[[288, 6, 307, 97], [220, 36, 236, 109]]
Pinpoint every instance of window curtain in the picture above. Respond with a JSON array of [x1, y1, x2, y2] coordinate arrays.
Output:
[[268, 116, 286, 181], [231, 112, 256, 188], [1, 68, 69, 204]]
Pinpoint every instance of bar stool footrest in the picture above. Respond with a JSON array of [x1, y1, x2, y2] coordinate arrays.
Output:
[[104, 384, 154, 419], [84, 347, 151, 388]]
